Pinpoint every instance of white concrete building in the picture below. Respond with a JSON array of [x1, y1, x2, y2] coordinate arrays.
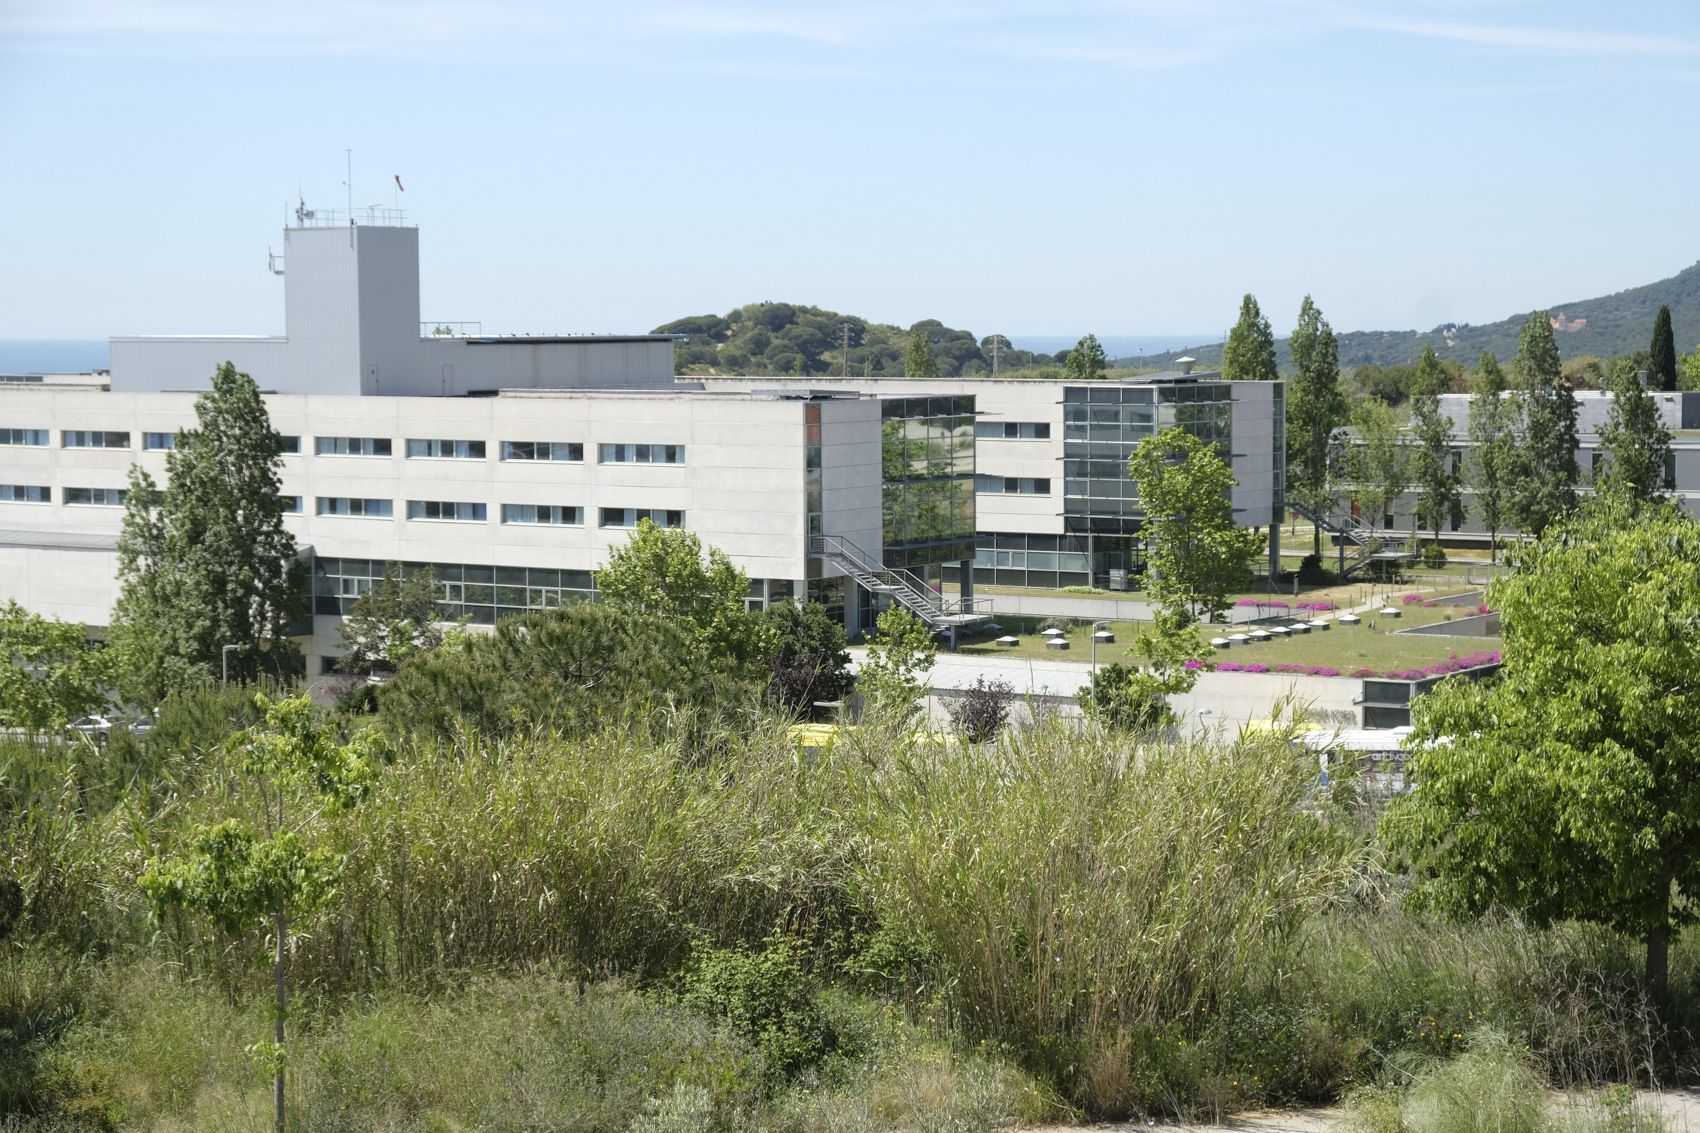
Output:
[[0, 208, 1290, 675]]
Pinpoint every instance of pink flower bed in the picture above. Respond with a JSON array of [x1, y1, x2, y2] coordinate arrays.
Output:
[[1214, 662, 1342, 677]]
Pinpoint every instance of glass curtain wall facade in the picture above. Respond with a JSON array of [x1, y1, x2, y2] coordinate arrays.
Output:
[[879, 396, 976, 571]]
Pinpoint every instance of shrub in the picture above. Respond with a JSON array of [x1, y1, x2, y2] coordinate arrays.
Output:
[[1421, 542, 1448, 569], [1298, 553, 1334, 585], [678, 935, 833, 1086], [948, 677, 1014, 744]]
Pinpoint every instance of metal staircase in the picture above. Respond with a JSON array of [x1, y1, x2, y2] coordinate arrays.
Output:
[[1285, 502, 1416, 578], [809, 534, 993, 629]]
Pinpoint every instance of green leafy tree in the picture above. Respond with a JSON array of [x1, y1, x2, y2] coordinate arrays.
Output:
[[1409, 345, 1462, 549], [1065, 333, 1108, 382], [1467, 352, 1516, 563], [1222, 294, 1277, 382], [762, 601, 854, 715], [1075, 615, 1205, 732], [1127, 428, 1264, 624], [595, 519, 776, 666], [141, 694, 383, 1133], [1286, 295, 1347, 553], [0, 601, 114, 730], [1386, 496, 1700, 1007], [1598, 356, 1672, 504], [904, 328, 939, 378], [1348, 399, 1411, 533], [335, 564, 455, 676], [1507, 312, 1579, 537], [110, 363, 304, 702], [856, 605, 936, 722], [1650, 304, 1678, 393], [1680, 343, 1700, 391]]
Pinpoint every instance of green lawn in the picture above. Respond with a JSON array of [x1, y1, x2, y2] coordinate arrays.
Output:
[[945, 597, 1499, 675]]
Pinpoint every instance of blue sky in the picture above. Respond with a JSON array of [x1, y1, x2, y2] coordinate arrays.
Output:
[[2, 0, 1698, 343]]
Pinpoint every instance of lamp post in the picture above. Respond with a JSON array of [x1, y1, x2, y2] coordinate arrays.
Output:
[[1090, 620, 1108, 674], [221, 643, 239, 689]]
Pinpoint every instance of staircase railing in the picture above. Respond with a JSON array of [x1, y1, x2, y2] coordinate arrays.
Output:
[[809, 534, 992, 626], [1285, 502, 1414, 578]]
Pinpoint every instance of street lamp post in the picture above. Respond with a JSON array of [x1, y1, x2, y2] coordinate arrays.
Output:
[[221, 643, 239, 689], [1090, 620, 1108, 674]]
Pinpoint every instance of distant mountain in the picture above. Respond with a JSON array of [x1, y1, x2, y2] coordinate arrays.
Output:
[[653, 303, 1063, 377], [1114, 260, 1700, 371]]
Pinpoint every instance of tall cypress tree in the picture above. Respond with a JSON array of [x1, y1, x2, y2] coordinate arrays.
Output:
[[1409, 345, 1461, 548], [1466, 352, 1515, 563], [111, 363, 304, 702], [1650, 304, 1678, 393], [1599, 356, 1672, 505], [1286, 295, 1346, 553], [1507, 312, 1579, 537], [904, 328, 939, 378], [1222, 294, 1277, 382]]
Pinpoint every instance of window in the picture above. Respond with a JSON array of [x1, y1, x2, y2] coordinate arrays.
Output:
[[600, 507, 684, 529], [407, 438, 486, 459], [0, 484, 50, 503], [407, 500, 487, 522], [598, 443, 685, 465], [64, 487, 127, 506], [281, 496, 303, 513], [143, 432, 176, 451], [974, 421, 1051, 440], [315, 436, 392, 457], [277, 435, 301, 454], [975, 475, 1051, 495], [316, 497, 393, 517], [0, 428, 48, 446], [501, 441, 583, 462], [1666, 451, 1678, 491], [501, 503, 583, 526], [62, 430, 130, 449]]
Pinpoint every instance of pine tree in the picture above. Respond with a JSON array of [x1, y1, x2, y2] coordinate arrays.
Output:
[[1466, 352, 1515, 563], [1507, 312, 1579, 537], [904, 328, 939, 378], [1065, 333, 1108, 381], [1285, 295, 1346, 554], [1650, 304, 1678, 393], [110, 363, 304, 702], [1599, 356, 1672, 505], [1221, 294, 1277, 382], [1409, 346, 1462, 549]]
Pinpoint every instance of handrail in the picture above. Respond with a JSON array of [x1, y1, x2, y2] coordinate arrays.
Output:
[[809, 534, 992, 624]]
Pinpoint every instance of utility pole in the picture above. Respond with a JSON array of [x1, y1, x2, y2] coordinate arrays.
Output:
[[988, 335, 1004, 376], [839, 322, 853, 378]]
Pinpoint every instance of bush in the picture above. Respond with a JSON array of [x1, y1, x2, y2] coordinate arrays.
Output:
[[678, 935, 833, 1086], [1421, 542, 1448, 569], [1298, 552, 1334, 584], [947, 677, 1014, 744]]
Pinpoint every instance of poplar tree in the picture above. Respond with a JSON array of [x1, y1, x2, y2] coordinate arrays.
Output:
[[1409, 345, 1461, 549], [1651, 304, 1678, 393], [1599, 356, 1672, 505], [1221, 294, 1277, 382], [1286, 295, 1346, 553], [1467, 352, 1515, 563], [1507, 313, 1579, 537], [110, 363, 304, 702], [904, 328, 939, 378]]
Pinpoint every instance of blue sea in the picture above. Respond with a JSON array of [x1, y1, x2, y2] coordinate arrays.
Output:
[[1007, 334, 1217, 359], [0, 340, 110, 374]]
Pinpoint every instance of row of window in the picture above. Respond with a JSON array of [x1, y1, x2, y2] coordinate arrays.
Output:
[[974, 475, 1052, 495], [974, 421, 1051, 440], [0, 485, 129, 506], [311, 497, 683, 528], [2, 428, 686, 465]]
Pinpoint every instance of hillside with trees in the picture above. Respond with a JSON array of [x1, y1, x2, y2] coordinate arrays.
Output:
[[1118, 259, 1700, 370], [654, 303, 1061, 377]]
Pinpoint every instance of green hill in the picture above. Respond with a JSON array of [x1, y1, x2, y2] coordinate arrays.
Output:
[[653, 303, 1059, 377], [1116, 259, 1700, 370]]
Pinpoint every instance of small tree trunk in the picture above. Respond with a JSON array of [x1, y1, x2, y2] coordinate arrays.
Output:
[[1647, 922, 1669, 1013], [274, 907, 287, 1133]]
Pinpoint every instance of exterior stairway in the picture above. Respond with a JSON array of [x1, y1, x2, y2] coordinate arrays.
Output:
[[808, 534, 994, 629], [1284, 502, 1416, 578]]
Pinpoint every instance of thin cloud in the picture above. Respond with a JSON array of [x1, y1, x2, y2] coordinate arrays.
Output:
[[1350, 14, 1700, 58]]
